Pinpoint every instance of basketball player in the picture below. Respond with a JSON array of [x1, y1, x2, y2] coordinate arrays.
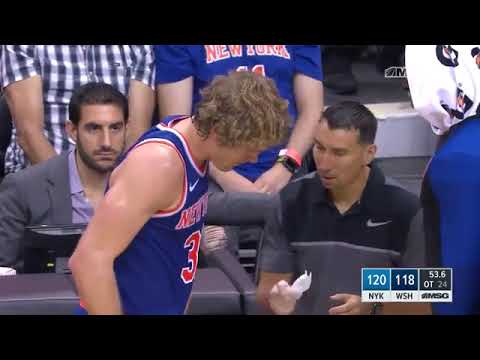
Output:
[[69, 71, 290, 315]]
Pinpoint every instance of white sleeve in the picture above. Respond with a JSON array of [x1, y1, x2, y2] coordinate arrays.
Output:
[[406, 45, 480, 135]]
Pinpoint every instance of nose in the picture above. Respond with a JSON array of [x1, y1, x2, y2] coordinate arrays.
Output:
[[102, 128, 112, 147], [314, 150, 333, 173]]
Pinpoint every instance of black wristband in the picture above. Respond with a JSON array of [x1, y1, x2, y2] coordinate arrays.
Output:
[[276, 155, 299, 174]]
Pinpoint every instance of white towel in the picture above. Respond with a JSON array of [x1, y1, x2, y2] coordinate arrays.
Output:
[[0, 267, 16, 276], [406, 45, 480, 135]]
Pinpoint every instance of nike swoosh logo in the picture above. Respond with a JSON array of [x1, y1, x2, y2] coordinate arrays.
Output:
[[189, 179, 199, 192], [366, 219, 392, 227]]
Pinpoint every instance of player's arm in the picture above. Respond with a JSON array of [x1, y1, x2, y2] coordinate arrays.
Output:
[[69, 143, 184, 314], [255, 194, 297, 314], [2, 45, 56, 165]]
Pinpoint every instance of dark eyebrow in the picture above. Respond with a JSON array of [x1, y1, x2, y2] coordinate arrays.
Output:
[[83, 121, 101, 127], [332, 147, 348, 153], [109, 121, 124, 127]]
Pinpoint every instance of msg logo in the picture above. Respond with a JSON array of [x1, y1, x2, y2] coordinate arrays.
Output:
[[421, 293, 449, 299], [385, 66, 407, 79]]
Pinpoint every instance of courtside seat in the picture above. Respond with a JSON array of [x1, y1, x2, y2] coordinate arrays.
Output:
[[187, 267, 242, 315], [0, 273, 78, 315], [0, 268, 242, 315], [204, 248, 258, 315]]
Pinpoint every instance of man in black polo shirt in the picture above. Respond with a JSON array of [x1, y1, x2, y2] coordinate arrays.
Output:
[[256, 101, 429, 315]]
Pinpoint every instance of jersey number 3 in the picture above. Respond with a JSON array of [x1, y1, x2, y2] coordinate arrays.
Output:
[[181, 231, 201, 284]]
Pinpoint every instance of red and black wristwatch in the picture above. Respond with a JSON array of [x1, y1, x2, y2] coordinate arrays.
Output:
[[276, 148, 302, 174]]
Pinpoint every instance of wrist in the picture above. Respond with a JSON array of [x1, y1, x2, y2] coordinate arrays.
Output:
[[276, 149, 301, 175], [270, 300, 296, 315], [279, 148, 302, 167], [274, 161, 293, 177]]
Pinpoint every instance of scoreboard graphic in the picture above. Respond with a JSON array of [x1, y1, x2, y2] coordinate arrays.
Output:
[[361, 268, 452, 302]]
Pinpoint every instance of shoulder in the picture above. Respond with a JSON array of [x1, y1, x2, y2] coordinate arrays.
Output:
[[376, 177, 420, 220], [112, 142, 185, 185], [3, 154, 66, 186], [280, 171, 320, 208]]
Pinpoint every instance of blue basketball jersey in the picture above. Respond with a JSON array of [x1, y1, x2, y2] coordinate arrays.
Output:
[[112, 115, 208, 314], [154, 45, 323, 182]]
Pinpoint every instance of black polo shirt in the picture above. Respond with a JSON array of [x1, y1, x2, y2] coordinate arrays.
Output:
[[258, 164, 424, 314]]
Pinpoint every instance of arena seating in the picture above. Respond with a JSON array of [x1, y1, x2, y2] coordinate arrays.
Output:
[[0, 267, 244, 315]]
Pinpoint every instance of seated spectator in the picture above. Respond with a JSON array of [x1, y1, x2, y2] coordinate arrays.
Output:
[[256, 101, 430, 315], [0, 94, 12, 180], [0, 82, 128, 271], [0, 45, 154, 175], [154, 45, 323, 255]]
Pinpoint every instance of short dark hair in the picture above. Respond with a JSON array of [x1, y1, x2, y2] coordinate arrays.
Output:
[[321, 101, 377, 144], [68, 82, 128, 126]]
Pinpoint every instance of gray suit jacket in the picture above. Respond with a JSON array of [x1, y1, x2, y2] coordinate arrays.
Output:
[[0, 153, 73, 269]]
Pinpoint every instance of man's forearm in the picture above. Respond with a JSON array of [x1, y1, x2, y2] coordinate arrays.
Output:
[[126, 80, 155, 147], [5, 76, 56, 164], [157, 77, 193, 120], [15, 127, 57, 164], [287, 112, 320, 158], [288, 75, 324, 158]]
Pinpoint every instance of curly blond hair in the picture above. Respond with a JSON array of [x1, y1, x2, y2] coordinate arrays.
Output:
[[193, 71, 290, 148]]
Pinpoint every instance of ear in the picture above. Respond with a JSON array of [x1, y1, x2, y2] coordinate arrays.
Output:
[[65, 120, 78, 145], [364, 143, 377, 165]]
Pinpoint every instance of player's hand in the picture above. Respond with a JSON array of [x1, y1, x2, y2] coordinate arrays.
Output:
[[328, 293, 371, 315], [268, 280, 298, 315], [254, 163, 292, 194], [201, 225, 228, 254]]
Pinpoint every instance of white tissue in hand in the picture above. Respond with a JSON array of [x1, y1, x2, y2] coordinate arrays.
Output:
[[270, 272, 312, 302], [0, 267, 16, 276], [290, 271, 312, 299]]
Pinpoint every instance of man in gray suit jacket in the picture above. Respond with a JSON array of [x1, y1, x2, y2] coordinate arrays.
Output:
[[0, 82, 128, 271]]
